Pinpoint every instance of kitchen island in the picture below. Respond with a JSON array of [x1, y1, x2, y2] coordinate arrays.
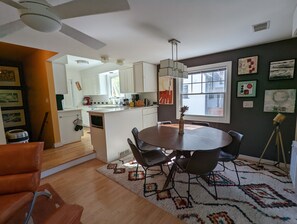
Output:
[[89, 105, 158, 163]]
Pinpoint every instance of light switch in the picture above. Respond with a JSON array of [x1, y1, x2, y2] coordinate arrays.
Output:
[[243, 101, 253, 108]]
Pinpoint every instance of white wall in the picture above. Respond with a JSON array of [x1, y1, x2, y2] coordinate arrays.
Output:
[[63, 66, 84, 109]]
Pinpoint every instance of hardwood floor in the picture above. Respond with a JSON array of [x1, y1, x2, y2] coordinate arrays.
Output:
[[41, 159, 183, 224], [42, 127, 94, 171], [41, 127, 182, 223]]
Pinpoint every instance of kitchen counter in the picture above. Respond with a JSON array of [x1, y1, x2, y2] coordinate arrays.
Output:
[[88, 105, 158, 114], [58, 108, 82, 112], [89, 105, 158, 163]]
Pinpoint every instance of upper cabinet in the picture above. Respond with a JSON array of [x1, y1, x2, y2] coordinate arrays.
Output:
[[52, 63, 67, 94], [133, 62, 157, 93], [81, 73, 107, 96], [119, 67, 134, 93]]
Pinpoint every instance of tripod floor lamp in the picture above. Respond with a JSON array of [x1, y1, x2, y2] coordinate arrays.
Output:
[[257, 113, 288, 173]]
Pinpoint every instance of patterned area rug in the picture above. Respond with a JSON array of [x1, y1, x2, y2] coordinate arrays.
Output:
[[97, 156, 297, 224]]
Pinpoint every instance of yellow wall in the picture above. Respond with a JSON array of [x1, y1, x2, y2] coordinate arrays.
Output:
[[22, 50, 57, 148]]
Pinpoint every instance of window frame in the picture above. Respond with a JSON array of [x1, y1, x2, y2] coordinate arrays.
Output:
[[176, 61, 232, 124], [106, 70, 124, 98]]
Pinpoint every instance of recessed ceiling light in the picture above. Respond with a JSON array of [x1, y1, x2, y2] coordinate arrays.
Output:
[[76, 59, 89, 64], [253, 21, 270, 32]]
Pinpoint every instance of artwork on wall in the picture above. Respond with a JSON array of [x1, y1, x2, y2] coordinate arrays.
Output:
[[0, 66, 20, 86], [159, 77, 174, 105], [237, 80, 257, 97], [269, 59, 295, 80], [238, 56, 258, 75], [2, 109, 26, 128], [0, 89, 23, 107], [263, 89, 296, 113]]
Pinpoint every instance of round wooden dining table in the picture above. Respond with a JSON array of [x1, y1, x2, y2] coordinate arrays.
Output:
[[138, 124, 232, 190], [138, 124, 232, 152]]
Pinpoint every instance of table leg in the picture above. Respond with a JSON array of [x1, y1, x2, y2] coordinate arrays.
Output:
[[162, 151, 182, 190], [162, 163, 177, 190]]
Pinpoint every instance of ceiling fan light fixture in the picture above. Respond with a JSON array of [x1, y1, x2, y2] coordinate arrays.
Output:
[[19, 0, 62, 32], [20, 13, 62, 32]]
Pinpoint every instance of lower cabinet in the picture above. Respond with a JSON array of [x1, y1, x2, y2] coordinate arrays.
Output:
[[58, 110, 83, 145], [81, 106, 90, 127], [90, 109, 143, 163], [142, 107, 158, 129]]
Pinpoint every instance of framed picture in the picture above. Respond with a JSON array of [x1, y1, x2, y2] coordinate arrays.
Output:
[[238, 56, 258, 75], [159, 77, 174, 105], [0, 89, 23, 107], [264, 89, 296, 113], [237, 80, 257, 97], [269, 59, 295, 80], [1, 109, 26, 128], [0, 66, 20, 86]]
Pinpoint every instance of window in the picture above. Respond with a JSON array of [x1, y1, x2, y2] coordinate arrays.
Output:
[[106, 70, 124, 98], [176, 61, 232, 123]]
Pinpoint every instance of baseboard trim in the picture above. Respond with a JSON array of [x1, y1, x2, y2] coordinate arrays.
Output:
[[238, 154, 290, 170], [41, 153, 97, 178]]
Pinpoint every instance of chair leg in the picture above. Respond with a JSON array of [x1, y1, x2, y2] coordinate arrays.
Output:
[[187, 173, 191, 202], [135, 164, 139, 178], [233, 161, 241, 186], [211, 171, 218, 200], [24, 191, 52, 224], [222, 162, 225, 171]]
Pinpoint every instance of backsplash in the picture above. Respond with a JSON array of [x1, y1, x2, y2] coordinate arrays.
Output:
[[89, 92, 157, 106]]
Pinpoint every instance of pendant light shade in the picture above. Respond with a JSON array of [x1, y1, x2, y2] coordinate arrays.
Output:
[[158, 39, 188, 79]]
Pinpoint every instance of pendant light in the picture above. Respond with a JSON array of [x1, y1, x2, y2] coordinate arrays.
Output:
[[158, 39, 188, 79]]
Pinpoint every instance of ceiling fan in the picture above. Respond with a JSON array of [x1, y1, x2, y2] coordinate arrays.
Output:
[[0, 0, 130, 49]]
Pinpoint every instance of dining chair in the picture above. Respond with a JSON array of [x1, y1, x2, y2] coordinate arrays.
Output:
[[157, 120, 172, 125], [218, 130, 244, 185], [191, 121, 210, 127], [127, 138, 171, 197], [175, 148, 220, 201], [131, 127, 161, 152]]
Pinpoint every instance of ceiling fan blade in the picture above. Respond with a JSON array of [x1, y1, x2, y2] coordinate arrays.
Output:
[[0, 0, 26, 9], [60, 23, 106, 50], [51, 0, 130, 19], [0, 20, 25, 38]]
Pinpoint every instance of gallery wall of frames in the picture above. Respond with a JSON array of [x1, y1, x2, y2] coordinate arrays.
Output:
[[0, 62, 30, 135]]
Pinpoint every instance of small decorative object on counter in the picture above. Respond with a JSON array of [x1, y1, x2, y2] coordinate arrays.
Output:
[[179, 105, 189, 135]]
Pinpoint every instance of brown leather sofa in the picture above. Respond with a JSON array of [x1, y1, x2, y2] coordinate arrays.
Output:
[[0, 142, 44, 224], [0, 142, 83, 224]]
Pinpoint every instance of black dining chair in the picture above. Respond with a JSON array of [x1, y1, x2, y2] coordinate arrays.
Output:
[[218, 130, 244, 185], [192, 121, 210, 127], [157, 120, 172, 125], [175, 148, 220, 201], [127, 138, 171, 197], [131, 127, 161, 152]]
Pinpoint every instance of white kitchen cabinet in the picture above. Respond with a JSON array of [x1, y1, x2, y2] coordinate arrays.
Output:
[[142, 107, 158, 129], [58, 109, 83, 145], [133, 61, 157, 93], [52, 63, 67, 94], [81, 73, 107, 95], [81, 106, 90, 127], [119, 67, 134, 93], [90, 109, 143, 162]]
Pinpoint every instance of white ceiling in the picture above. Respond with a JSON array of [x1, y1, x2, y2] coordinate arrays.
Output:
[[1, 0, 297, 66]]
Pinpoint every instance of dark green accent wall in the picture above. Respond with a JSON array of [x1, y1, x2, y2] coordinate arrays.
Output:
[[159, 38, 297, 162]]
